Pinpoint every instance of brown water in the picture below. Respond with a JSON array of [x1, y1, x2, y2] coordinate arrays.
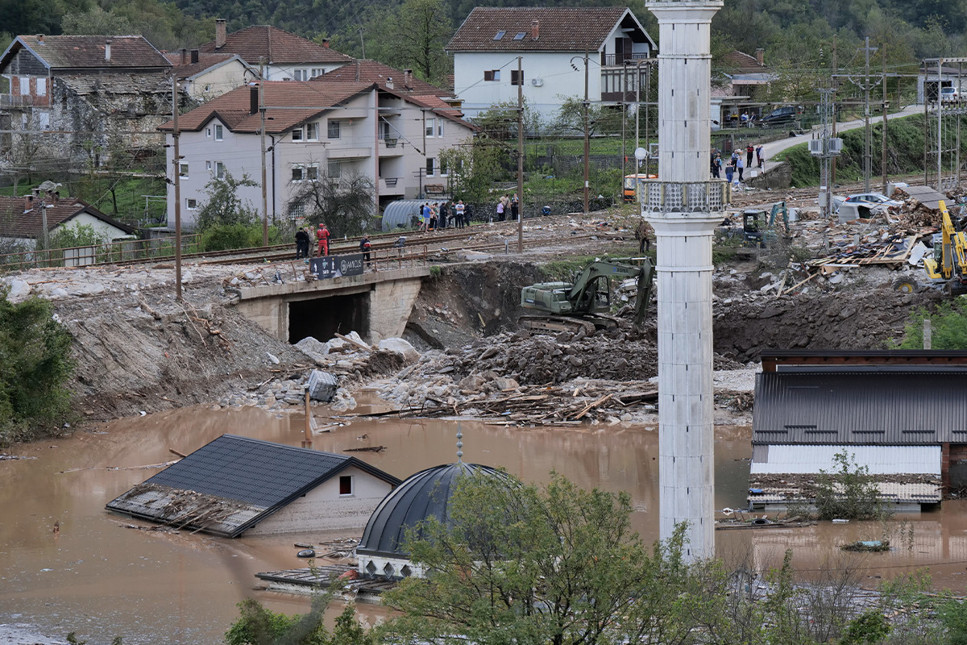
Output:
[[1, 405, 965, 643]]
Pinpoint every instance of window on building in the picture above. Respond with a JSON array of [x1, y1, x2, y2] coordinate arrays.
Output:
[[328, 160, 342, 178], [426, 157, 435, 177], [494, 31, 506, 40], [439, 157, 448, 176], [425, 117, 435, 137], [214, 161, 226, 179], [206, 127, 211, 138], [484, 70, 500, 82], [305, 164, 319, 181], [19, 77, 29, 95], [291, 165, 305, 182], [437, 120, 444, 137], [291, 126, 303, 141], [294, 68, 308, 81], [514, 32, 526, 40], [186, 198, 197, 210], [36, 78, 46, 96], [339, 475, 352, 496], [328, 120, 341, 139], [511, 70, 525, 86], [179, 162, 189, 177], [305, 122, 318, 140], [214, 124, 224, 141], [311, 68, 324, 78]]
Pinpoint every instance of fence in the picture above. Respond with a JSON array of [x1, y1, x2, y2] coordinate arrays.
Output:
[[0, 234, 205, 273]]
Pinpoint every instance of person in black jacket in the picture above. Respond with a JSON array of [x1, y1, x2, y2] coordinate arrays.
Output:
[[295, 227, 310, 259]]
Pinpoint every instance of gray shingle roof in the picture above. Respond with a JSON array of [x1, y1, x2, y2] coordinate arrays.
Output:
[[106, 434, 400, 537], [3, 35, 171, 70], [753, 370, 967, 445]]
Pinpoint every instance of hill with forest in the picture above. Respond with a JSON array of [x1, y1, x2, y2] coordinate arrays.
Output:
[[2, 0, 964, 88]]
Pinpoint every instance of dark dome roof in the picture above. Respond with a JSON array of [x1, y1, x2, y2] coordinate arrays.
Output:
[[357, 462, 508, 558]]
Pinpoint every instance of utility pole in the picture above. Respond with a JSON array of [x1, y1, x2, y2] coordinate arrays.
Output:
[[864, 37, 874, 192], [645, 62, 652, 177], [621, 61, 627, 190], [517, 56, 524, 253], [831, 37, 837, 189], [583, 50, 590, 216], [172, 75, 183, 302], [259, 58, 268, 246], [881, 44, 889, 195]]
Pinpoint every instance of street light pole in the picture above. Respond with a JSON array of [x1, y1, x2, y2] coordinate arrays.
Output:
[[583, 50, 590, 216]]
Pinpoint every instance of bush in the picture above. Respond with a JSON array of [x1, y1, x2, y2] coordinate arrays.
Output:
[[897, 301, 967, 349], [198, 223, 284, 252], [813, 451, 890, 521], [0, 287, 76, 446]]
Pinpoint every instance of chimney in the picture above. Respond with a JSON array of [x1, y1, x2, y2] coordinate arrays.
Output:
[[190, 49, 199, 64], [36, 34, 44, 45], [404, 69, 412, 87], [322, 38, 330, 48], [180, 48, 188, 65], [215, 19, 227, 49], [531, 19, 539, 40], [250, 83, 259, 114], [104, 39, 112, 62], [386, 76, 394, 89], [24, 194, 33, 211], [755, 47, 764, 66]]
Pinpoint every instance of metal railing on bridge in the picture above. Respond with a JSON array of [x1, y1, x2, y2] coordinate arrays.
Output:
[[0, 234, 206, 273]]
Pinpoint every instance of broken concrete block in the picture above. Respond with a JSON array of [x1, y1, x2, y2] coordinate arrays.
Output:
[[377, 338, 420, 362], [307, 370, 338, 402], [295, 336, 330, 361]]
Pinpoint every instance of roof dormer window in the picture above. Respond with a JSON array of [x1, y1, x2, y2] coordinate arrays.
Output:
[[494, 31, 506, 40]]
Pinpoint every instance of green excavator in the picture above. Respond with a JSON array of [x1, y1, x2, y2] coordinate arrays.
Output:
[[519, 258, 655, 334]]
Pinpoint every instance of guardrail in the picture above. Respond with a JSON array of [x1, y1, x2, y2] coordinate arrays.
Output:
[[0, 234, 206, 273]]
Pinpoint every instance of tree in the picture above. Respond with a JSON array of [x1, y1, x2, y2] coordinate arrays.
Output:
[[287, 172, 375, 238], [439, 136, 506, 206], [195, 171, 259, 231], [0, 286, 75, 446], [381, 472, 700, 645], [225, 593, 376, 645], [813, 451, 889, 521], [385, 0, 452, 84]]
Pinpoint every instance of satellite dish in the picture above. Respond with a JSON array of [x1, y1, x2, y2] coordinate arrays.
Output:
[[634, 147, 647, 161]]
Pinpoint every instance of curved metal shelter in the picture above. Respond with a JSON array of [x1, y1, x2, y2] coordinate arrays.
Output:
[[381, 200, 425, 232]]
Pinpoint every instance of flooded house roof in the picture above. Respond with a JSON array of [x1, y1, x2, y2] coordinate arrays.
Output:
[[106, 434, 401, 537]]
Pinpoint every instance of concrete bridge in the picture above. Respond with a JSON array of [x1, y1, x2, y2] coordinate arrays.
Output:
[[234, 266, 430, 344]]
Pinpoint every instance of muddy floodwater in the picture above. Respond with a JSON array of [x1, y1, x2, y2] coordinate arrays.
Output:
[[3, 404, 967, 644]]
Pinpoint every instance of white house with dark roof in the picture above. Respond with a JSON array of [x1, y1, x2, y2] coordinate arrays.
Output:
[[446, 7, 656, 120], [0, 191, 137, 253], [165, 49, 258, 103], [106, 434, 402, 537]]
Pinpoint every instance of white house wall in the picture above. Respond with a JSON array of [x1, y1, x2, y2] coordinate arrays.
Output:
[[453, 51, 603, 121], [186, 61, 253, 102], [245, 465, 395, 535], [751, 444, 941, 475], [61, 213, 133, 241], [265, 62, 347, 81]]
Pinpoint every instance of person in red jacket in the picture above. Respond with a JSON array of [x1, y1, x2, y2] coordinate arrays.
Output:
[[316, 223, 331, 256]]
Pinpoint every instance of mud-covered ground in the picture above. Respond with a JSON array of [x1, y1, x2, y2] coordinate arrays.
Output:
[[0, 203, 944, 430]]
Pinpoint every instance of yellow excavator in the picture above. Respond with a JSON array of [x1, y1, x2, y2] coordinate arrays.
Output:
[[923, 199, 967, 294]]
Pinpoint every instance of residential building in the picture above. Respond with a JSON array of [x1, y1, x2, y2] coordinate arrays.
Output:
[[106, 434, 402, 537], [0, 35, 174, 167], [712, 49, 776, 125], [199, 20, 352, 82], [747, 350, 967, 513], [0, 189, 137, 260], [446, 7, 656, 121], [159, 79, 475, 230], [165, 49, 258, 103]]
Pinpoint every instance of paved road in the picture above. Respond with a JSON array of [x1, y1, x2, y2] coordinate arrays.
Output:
[[742, 103, 925, 177]]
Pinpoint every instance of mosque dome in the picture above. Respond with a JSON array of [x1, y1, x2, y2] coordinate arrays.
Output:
[[355, 462, 510, 578]]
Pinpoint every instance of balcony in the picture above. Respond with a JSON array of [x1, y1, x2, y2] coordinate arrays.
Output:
[[601, 52, 651, 68], [380, 177, 404, 195], [0, 94, 49, 108], [637, 179, 731, 215]]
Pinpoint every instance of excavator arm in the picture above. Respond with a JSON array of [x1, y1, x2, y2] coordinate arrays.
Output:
[[566, 260, 653, 316], [924, 200, 967, 288]]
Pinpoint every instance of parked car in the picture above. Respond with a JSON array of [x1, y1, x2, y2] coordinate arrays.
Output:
[[941, 86, 960, 102], [758, 106, 797, 127], [832, 192, 902, 213]]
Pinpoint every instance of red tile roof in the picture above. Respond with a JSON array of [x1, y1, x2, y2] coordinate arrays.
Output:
[[0, 196, 136, 239], [198, 26, 352, 66], [158, 81, 374, 134], [315, 59, 449, 97], [720, 50, 768, 73], [447, 7, 635, 53], [2, 35, 171, 70]]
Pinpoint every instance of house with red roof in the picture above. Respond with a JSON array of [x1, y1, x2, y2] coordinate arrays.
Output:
[[446, 7, 656, 120], [0, 188, 137, 259], [0, 35, 175, 166], [159, 79, 475, 229], [199, 20, 352, 82]]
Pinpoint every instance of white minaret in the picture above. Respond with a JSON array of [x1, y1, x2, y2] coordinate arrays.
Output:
[[643, 0, 726, 561]]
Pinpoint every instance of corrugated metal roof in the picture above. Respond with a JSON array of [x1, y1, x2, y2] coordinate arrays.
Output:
[[106, 434, 401, 537], [751, 445, 940, 475], [753, 371, 967, 444]]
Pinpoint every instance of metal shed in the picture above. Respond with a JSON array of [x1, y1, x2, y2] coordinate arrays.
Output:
[[381, 200, 425, 232]]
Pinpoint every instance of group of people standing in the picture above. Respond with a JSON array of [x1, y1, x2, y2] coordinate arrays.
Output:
[[495, 193, 519, 222], [710, 144, 765, 184], [294, 223, 331, 259], [418, 200, 469, 231]]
